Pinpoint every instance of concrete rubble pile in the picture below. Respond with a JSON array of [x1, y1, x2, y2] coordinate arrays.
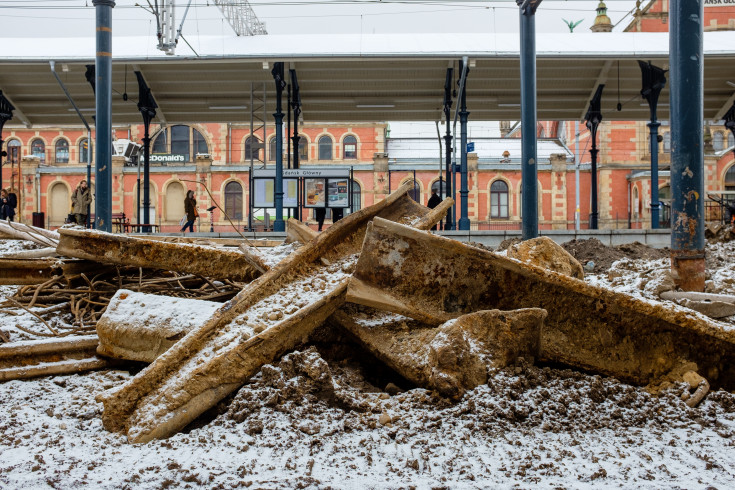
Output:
[[1, 182, 735, 443]]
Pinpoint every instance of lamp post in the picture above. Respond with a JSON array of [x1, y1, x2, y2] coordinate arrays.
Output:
[[0, 91, 15, 194], [639, 61, 667, 229], [271, 62, 286, 233], [585, 84, 604, 230], [135, 71, 158, 233], [443, 67, 454, 230]]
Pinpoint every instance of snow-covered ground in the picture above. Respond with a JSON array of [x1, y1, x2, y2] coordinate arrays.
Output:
[[1, 237, 735, 488]]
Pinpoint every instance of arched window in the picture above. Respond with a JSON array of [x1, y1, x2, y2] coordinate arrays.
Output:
[[224, 181, 243, 220], [431, 179, 447, 200], [193, 128, 208, 156], [151, 125, 209, 163], [269, 137, 277, 161], [245, 136, 261, 161], [152, 129, 167, 154], [725, 165, 735, 191], [728, 132, 735, 149], [663, 132, 671, 154], [349, 181, 362, 214], [55, 139, 69, 164], [7, 139, 21, 165], [299, 137, 308, 161], [405, 180, 419, 202], [658, 185, 671, 201], [171, 125, 191, 161], [343, 135, 357, 159], [79, 139, 92, 164], [31, 139, 45, 163], [490, 180, 509, 219], [714, 131, 725, 152], [318, 136, 332, 160]]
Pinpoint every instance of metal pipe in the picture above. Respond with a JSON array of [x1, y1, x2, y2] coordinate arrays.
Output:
[[670, 0, 705, 291], [92, 0, 115, 233], [519, 1, 540, 239]]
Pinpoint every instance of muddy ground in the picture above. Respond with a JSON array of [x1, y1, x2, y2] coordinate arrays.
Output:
[[1, 237, 734, 488]]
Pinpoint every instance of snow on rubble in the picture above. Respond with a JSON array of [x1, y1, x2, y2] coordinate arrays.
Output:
[[1, 236, 735, 488]]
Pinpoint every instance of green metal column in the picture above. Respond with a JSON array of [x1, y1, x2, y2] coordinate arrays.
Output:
[[92, 0, 115, 232], [670, 0, 704, 291]]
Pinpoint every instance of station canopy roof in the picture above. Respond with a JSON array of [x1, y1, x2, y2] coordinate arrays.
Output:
[[1, 32, 735, 127]]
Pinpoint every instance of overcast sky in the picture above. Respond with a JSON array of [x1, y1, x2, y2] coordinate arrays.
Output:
[[0, 1, 637, 39]]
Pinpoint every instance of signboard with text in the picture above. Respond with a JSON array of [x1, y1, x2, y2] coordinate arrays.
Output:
[[327, 179, 349, 207]]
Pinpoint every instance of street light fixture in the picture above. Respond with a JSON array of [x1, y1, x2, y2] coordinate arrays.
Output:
[[585, 84, 605, 230], [135, 71, 158, 234], [639, 61, 667, 229]]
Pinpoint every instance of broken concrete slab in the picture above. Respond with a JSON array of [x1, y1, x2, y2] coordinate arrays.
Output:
[[96, 290, 222, 363], [346, 218, 735, 390], [0, 336, 110, 381], [660, 291, 735, 319], [506, 236, 584, 279], [333, 306, 546, 399], [96, 183, 451, 443], [56, 229, 261, 282]]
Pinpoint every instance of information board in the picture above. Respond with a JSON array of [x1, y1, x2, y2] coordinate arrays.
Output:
[[253, 178, 274, 208], [304, 178, 326, 207], [327, 178, 349, 208]]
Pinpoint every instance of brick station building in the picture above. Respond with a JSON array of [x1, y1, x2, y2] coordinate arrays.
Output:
[[1, 0, 734, 232]]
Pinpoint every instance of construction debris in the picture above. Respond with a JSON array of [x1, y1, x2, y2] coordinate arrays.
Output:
[[506, 236, 585, 279], [0, 336, 110, 381], [96, 290, 221, 363], [334, 306, 546, 399], [660, 290, 735, 318], [347, 218, 735, 390], [56, 228, 261, 282], [96, 183, 451, 443], [0, 220, 60, 248]]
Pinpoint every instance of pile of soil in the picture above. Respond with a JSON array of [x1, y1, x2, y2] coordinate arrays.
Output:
[[562, 238, 668, 273]]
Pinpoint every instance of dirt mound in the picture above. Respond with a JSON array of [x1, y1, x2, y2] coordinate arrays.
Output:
[[562, 238, 668, 273], [225, 348, 735, 437]]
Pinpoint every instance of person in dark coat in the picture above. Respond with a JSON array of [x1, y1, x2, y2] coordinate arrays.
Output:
[[427, 188, 441, 230], [0, 189, 14, 221], [181, 190, 197, 232], [332, 207, 344, 224], [315, 207, 326, 231]]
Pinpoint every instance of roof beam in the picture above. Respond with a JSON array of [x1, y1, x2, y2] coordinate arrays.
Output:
[[579, 59, 613, 121], [714, 91, 735, 121], [0, 87, 32, 128], [131, 65, 167, 125]]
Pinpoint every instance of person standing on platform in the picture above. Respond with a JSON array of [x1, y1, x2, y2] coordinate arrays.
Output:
[[181, 190, 197, 233], [0, 189, 14, 222], [427, 188, 441, 231], [71, 180, 92, 226]]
